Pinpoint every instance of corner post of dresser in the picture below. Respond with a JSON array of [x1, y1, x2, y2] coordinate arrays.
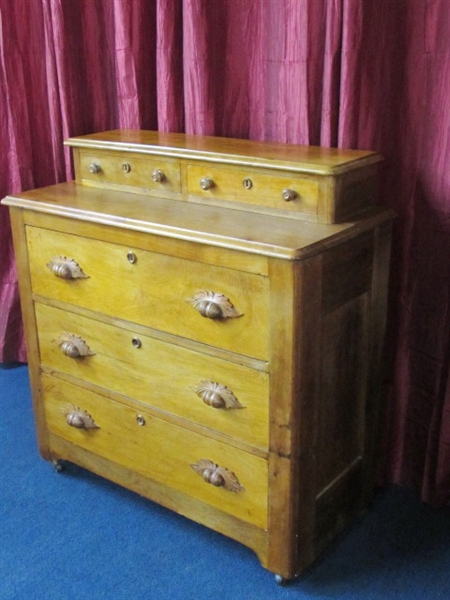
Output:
[[8, 207, 52, 459], [361, 218, 394, 503], [317, 176, 336, 224], [71, 148, 81, 184], [266, 254, 322, 579]]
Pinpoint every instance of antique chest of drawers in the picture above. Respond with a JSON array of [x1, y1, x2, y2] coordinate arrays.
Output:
[[2, 131, 394, 583]]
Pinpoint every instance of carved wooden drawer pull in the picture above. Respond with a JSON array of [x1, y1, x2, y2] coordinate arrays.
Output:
[[64, 405, 100, 430], [194, 381, 244, 409], [47, 256, 89, 280], [56, 333, 95, 358], [191, 459, 244, 492], [187, 290, 242, 320]]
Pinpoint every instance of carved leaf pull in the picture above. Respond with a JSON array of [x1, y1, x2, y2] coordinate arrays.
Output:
[[56, 333, 95, 358], [63, 405, 100, 430], [194, 381, 244, 410], [47, 256, 89, 280], [191, 459, 244, 492], [187, 290, 242, 320]]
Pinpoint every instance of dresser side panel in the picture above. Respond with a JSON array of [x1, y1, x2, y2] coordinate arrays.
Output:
[[314, 224, 392, 554], [8, 208, 51, 459]]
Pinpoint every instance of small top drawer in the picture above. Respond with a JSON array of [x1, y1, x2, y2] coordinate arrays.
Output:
[[186, 164, 319, 218], [78, 150, 181, 194], [27, 226, 269, 360]]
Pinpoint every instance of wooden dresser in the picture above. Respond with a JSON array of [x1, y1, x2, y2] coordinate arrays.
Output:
[[2, 131, 394, 583]]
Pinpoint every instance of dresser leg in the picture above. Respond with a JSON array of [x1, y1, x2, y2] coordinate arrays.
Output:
[[52, 459, 66, 473]]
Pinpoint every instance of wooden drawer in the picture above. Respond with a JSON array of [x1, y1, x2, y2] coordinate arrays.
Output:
[[43, 375, 268, 528], [36, 303, 269, 449], [27, 227, 269, 360], [78, 150, 181, 194], [186, 164, 319, 218]]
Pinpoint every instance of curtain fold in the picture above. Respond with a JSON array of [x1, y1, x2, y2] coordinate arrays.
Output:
[[0, 0, 448, 507]]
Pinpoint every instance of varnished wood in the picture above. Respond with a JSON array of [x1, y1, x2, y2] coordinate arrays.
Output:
[[27, 225, 270, 360], [65, 130, 383, 224], [185, 162, 319, 219], [48, 432, 270, 565], [66, 129, 382, 176], [43, 374, 268, 528], [35, 303, 269, 450], [78, 149, 182, 198], [8, 208, 52, 460], [3, 182, 394, 259], [1, 131, 394, 581]]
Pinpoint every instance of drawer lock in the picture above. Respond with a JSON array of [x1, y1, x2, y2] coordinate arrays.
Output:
[[242, 177, 253, 190], [127, 251, 137, 264], [136, 414, 146, 426]]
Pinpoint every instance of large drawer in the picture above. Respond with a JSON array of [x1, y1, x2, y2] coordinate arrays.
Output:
[[187, 163, 319, 218], [27, 226, 269, 360], [78, 150, 181, 194], [36, 303, 269, 449], [43, 375, 268, 528]]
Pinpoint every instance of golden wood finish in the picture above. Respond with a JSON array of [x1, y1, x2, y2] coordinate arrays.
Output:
[[78, 150, 182, 196], [2, 130, 394, 582], [43, 375, 268, 528], [27, 226, 269, 360], [66, 130, 383, 224], [66, 130, 381, 176], [186, 163, 319, 219], [35, 302, 269, 449]]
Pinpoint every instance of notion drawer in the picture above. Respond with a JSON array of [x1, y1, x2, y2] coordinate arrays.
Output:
[[78, 150, 181, 195], [186, 164, 319, 218]]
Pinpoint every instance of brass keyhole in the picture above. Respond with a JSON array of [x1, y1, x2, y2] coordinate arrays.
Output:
[[243, 178, 253, 190], [136, 414, 146, 426]]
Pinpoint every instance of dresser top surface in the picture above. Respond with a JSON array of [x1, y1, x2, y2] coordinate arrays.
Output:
[[65, 130, 382, 176], [4, 182, 393, 261]]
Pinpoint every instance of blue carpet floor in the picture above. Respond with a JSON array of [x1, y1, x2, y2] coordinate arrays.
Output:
[[1, 363, 449, 600]]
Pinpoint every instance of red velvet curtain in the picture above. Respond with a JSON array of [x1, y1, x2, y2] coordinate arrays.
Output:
[[0, 0, 448, 506]]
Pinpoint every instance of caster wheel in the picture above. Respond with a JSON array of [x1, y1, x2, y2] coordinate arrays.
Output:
[[274, 574, 287, 586], [52, 459, 65, 473]]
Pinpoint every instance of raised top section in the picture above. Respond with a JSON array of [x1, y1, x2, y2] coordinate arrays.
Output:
[[65, 130, 381, 176]]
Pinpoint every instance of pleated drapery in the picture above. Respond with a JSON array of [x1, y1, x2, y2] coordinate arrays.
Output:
[[0, 0, 449, 507]]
